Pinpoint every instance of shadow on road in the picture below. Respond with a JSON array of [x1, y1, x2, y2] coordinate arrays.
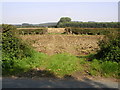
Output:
[[16, 69, 57, 78], [2, 69, 118, 88]]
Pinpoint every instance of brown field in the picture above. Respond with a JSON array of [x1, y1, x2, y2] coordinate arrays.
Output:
[[20, 35, 104, 56], [17, 28, 46, 30]]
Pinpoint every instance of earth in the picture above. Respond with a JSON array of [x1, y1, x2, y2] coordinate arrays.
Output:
[[20, 34, 104, 56]]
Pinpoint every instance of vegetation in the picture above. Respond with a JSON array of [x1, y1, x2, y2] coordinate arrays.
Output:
[[2, 24, 34, 71], [65, 27, 119, 35], [45, 53, 80, 76], [16, 28, 47, 35], [57, 21, 119, 28], [3, 52, 119, 78], [15, 17, 119, 28], [95, 31, 120, 62], [88, 59, 119, 77], [16, 23, 57, 28], [57, 17, 71, 27], [2, 24, 119, 79]]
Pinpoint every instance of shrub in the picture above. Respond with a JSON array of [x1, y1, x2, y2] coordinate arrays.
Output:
[[95, 31, 120, 62], [2, 24, 34, 70]]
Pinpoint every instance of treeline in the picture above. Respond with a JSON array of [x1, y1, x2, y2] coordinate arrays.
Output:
[[14, 17, 119, 28], [65, 27, 120, 35], [17, 22, 119, 28], [16, 28, 47, 35], [57, 22, 120, 28], [15, 22, 57, 28], [57, 17, 120, 28]]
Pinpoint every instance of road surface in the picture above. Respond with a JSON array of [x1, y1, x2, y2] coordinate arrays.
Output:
[[1, 77, 119, 88]]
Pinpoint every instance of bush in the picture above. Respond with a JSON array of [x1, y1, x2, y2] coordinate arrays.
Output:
[[95, 31, 120, 62], [2, 24, 34, 70]]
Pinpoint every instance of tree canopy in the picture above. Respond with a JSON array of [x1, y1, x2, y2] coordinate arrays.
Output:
[[57, 17, 71, 27]]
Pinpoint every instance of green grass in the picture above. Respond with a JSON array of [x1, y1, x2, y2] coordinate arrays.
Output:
[[2, 52, 119, 78], [100, 61, 119, 77], [44, 53, 82, 77], [86, 59, 119, 78]]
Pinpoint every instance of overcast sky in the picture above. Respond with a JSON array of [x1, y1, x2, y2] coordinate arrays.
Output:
[[1, 0, 119, 24]]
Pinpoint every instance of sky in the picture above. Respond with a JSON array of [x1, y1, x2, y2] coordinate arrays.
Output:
[[1, 0, 119, 24]]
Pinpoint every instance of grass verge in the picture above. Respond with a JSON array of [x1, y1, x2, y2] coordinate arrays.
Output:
[[2, 52, 119, 78]]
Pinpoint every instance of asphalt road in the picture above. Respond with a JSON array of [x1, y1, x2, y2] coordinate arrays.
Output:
[[1, 77, 119, 89]]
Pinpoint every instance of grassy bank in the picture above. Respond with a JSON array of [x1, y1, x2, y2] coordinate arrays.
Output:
[[3, 52, 119, 79]]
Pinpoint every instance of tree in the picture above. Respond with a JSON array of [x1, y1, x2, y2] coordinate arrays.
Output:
[[57, 17, 71, 27], [59, 17, 71, 22]]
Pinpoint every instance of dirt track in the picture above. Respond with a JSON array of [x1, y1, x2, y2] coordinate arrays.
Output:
[[20, 35, 103, 56]]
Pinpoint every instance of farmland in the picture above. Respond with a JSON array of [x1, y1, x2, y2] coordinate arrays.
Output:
[[2, 23, 119, 80], [1, 1, 120, 88], [20, 34, 103, 56]]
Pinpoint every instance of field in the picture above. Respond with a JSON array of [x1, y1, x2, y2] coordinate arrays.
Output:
[[2, 24, 119, 80], [20, 35, 104, 56]]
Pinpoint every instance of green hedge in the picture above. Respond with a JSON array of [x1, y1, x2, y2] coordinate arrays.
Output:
[[2, 24, 34, 70], [65, 27, 119, 35], [95, 32, 120, 62], [16, 28, 47, 35], [57, 22, 120, 28]]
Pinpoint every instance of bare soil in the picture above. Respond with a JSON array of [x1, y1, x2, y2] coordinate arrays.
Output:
[[20, 34, 104, 56]]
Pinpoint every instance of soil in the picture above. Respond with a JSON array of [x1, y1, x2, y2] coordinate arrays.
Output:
[[20, 34, 104, 56]]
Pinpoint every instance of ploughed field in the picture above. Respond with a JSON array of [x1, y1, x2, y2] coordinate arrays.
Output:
[[20, 35, 104, 56]]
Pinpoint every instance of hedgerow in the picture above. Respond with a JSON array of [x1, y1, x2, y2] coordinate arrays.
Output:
[[2, 24, 34, 70]]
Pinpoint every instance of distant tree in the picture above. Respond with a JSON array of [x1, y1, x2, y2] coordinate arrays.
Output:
[[59, 17, 71, 22], [22, 23, 30, 26], [57, 17, 71, 27]]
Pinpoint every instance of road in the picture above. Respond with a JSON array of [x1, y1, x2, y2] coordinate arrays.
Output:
[[1, 77, 119, 88]]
